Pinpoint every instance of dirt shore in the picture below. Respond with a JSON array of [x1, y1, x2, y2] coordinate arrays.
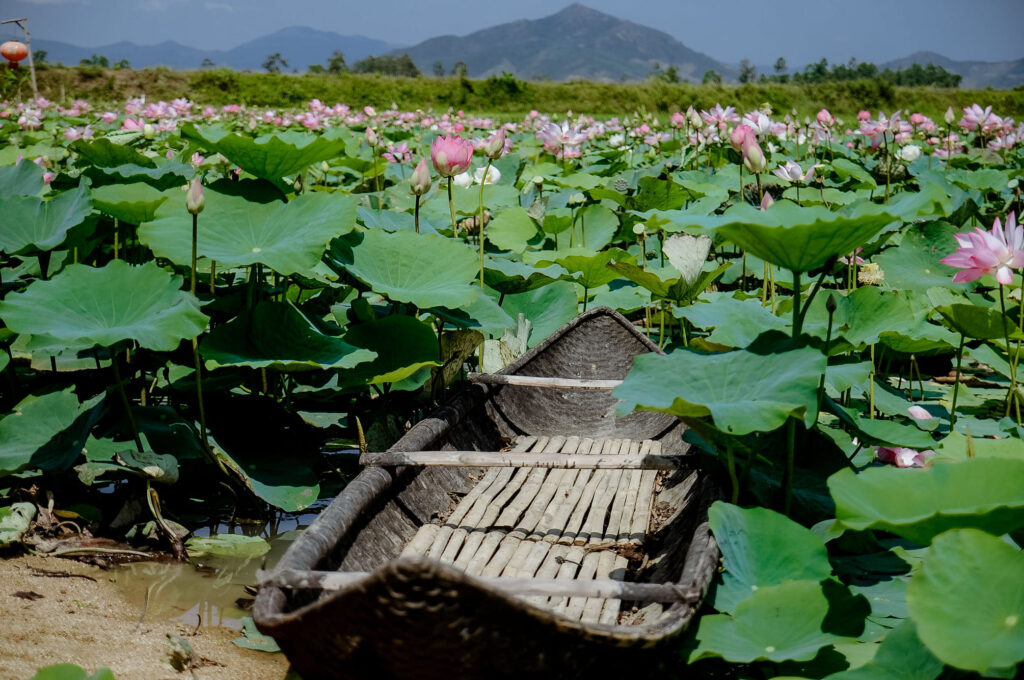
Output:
[[0, 553, 290, 680]]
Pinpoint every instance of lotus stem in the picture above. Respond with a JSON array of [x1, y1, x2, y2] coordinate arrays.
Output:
[[869, 344, 876, 419], [414, 194, 421, 234], [816, 297, 836, 413], [113, 217, 119, 260], [783, 417, 796, 516], [110, 355, 143, 452], [725, 444, 739, 504], [210, 260, 216, 295], [791, 270, 803, 337], [447, 176, 458, 236], [190, 213, 198, 296], [998, 285, 1021, 423], [950, 333, 966, 430]]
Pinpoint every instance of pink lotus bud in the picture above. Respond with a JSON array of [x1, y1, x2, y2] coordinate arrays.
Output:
[[858, 110, 871, 122], [730, 124, 753, 152], [670, 111, 685, 128], [365, 127, 378, 146], [742, 135, 767, 173], [910, 113, 926, 127], [944, 106, 956, 124], [430, 135, 474, 178], [816, 109, 834, 127], [760, 192, 774, 211], [686, 106, 702, 128], [483, 127, 507, 160], [186, 179, 205, 215], [907, 405, 933, 420], [410, 158, 432, 196]]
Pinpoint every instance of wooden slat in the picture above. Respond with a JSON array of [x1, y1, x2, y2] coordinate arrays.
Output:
[[259, 568, 699, 603], [599, 555, 631, 625], [467, 373, 622, 389], [361, 450, 685, 470], [559, 439, 613, 545], [577, 440, 626, 545]]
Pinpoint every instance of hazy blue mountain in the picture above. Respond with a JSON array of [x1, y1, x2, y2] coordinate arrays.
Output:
[[881, 51, 1024, 89], [14, 26, 396, 71], [391, 3, 733, 82]]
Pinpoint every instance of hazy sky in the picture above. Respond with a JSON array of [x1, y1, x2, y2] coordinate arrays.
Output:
[[3, 0, 1022, 66]]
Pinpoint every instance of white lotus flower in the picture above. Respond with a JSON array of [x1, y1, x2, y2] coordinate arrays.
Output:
[[898, 145, 922, 162], [474, 165, 501, 185], [453, 171, 473, 188], [663, 233, 712, 285]]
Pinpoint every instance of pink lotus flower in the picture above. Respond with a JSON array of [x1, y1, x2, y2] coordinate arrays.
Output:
[[536, 121, 587, 150], [430, 135, 474, 177], [382, 141, 411, 164], [700, 103, 739, 130], [100, 111, 118, 124], [941, 212, 1024, 284], [741, 134, 767, 173], [839, 248, 866, 265], [875, 446, 935, 468], [772, 160, 816, 183], [482, 128, 510, 160], [410, 158, 432, 196], [907, 405, 933, 420], [730, 124, 754, 152], [816, 109, 834, 127], [759, 192, 774, 211], [670, 111, 685, 128], [959, 104, 992, 132], [858, 110, 871, 122]]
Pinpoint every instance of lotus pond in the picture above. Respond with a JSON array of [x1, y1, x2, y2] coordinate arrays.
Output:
[[1, 97, 1023, 678]]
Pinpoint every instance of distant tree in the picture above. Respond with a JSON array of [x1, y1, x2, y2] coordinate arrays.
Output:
[[352, 54, 421, 77], [702, 69, 721, 84], [327, 50, 348, 74], [32, 50, 46, 65], [662, 65, 680, 83], [200, 58, 215, 69], [450, 61, 467, 77], [80, 54, 109, 67], [262, 52, 289, 74], [432, 60, 444, 77], [773, 57, 787, 74], [113, 59, 130, 70], [738, 59, 756, 83], [308, 64, 324, 73]]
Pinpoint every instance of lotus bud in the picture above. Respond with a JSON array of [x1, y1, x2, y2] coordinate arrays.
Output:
[[944, 106, 955, 125], [825, 294, 837, 314], [365, 127, 378, 147], [482, 127, 507, 160], [759, 192, 774, 211], [816, 109, 834, 127], [321, 161, 330, 173], [186, 179, 205, 215], [143, 123, 155, 139], [730, 124, 752, 152], [686, 106, 701, 128], [410, 158, 432, 196], [742, 135, 767, 174]]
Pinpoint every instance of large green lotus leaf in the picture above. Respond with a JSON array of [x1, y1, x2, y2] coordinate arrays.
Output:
[[73, 137, 156, 169], [554, 204, 619, 251], [338, 314, 440, 387], [615, 345, 825, 434], [85, 161, 195, 191], [337, 229, 480, 309], [0, 179, 91, 254], [429, 288, 515, 335], [181, 123, 349, 181], [451, 183, 520, 215], [876, 223, 971, 295], [0, 160, 46, 199], [0, 261, 208, 352], [824, 619, 942, 680], [633, 176, 699, 211], [850, 578, 909, 620], [907, 529, 1024, 671], [200, 301, 376, 371], [185, 533, 271, 559], [829, 458, 1024, 544], [830, 158, 877, 190], [500, 281, 579, 347], [212, 438, 319, 512], [140, 190, 356, 276], [91, 182, 168, 224], [0, 389, 102, 477], [683, 201, 896, 272], [709, 502, 833, 613], [485, 206, 542, 252], [483, 256, 566, 295], [677, 295, 789, 348], [835, 287, 921, 347], [936, 303, 1020, 341], [935, 431, 1024, 461], [526, 247, 632, 290], [691, 580, 845, 662]]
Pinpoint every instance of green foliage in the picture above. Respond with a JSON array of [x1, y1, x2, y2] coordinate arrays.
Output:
[[352, 54, 420, 77]]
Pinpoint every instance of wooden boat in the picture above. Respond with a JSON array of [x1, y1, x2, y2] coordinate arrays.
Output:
[[253, 307, 719, 680]]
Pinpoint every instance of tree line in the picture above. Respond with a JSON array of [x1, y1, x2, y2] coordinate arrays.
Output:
[[729, 57, 962, 88]]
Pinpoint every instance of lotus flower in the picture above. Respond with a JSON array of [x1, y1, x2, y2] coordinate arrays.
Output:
[[940, 212, 1024, 284], [473, 165, 501, 185], [186, 179, 205, 216], [741, 134, 767, 173], [536, 121, 587, 150], [959, 104, 993, 132], [875, 446, 935, 468], [816, 109, 834, 127], [907, 405, 933, 420], [409, 158, 431, 196], [772, 160, 816, 183], [730, 124, 754, 152], [482, 128, 509, 160], [431, 135, 474, 178]]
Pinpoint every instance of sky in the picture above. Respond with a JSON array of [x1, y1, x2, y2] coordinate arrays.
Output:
[[2, 0, 1022, 66]]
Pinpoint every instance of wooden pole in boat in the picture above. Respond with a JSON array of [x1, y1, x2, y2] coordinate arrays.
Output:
[[257, 568, 701, 603]]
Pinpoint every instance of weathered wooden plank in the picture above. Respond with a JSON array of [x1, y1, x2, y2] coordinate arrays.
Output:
[[467, 373, 622, 389]]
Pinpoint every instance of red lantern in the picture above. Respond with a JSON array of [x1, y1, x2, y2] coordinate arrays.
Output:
[[1, 41, 28, 68]]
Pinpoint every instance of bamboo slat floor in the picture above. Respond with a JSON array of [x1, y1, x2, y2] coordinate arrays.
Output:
[[396, 435, 660, 624]]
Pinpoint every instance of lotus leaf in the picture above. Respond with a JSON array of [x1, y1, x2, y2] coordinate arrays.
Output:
[[0, 502, 36, 547], [691, 580, 846, 662], [484, 256, 566, 294], [85, 160, 195, 191], [335, 229, 480, 309], [486, 206, 542, 252], [91, 182, 168, 224], [0, 179, 91, 254], [0, 389, 101, 477], [234, 616, 281, 653], [0, 261, 208, 352], [829, 458, 1024, 544], [907, 529, 1024, 671], [73, 138, 155, 168], [709, 502, 833, 613], [29, 665, 116, 680], [0, 160, 46, 199], [338, 314, 440, 386], [141, 190, 356, 276], [823, 619, 942, 680], [200, 301, 376, 371], [615, 345, 825, 434], [185, 533, 271, 558], [876, 223, 971, 295], [500, 281, 579, 347], [676, 295, 789, 348], [181, 123, 349, 182]]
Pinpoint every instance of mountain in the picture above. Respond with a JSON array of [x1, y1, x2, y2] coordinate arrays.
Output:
[[882, 51, 1024, 89], [391, 3, 732, 82], [9, 27, 397, 71]]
